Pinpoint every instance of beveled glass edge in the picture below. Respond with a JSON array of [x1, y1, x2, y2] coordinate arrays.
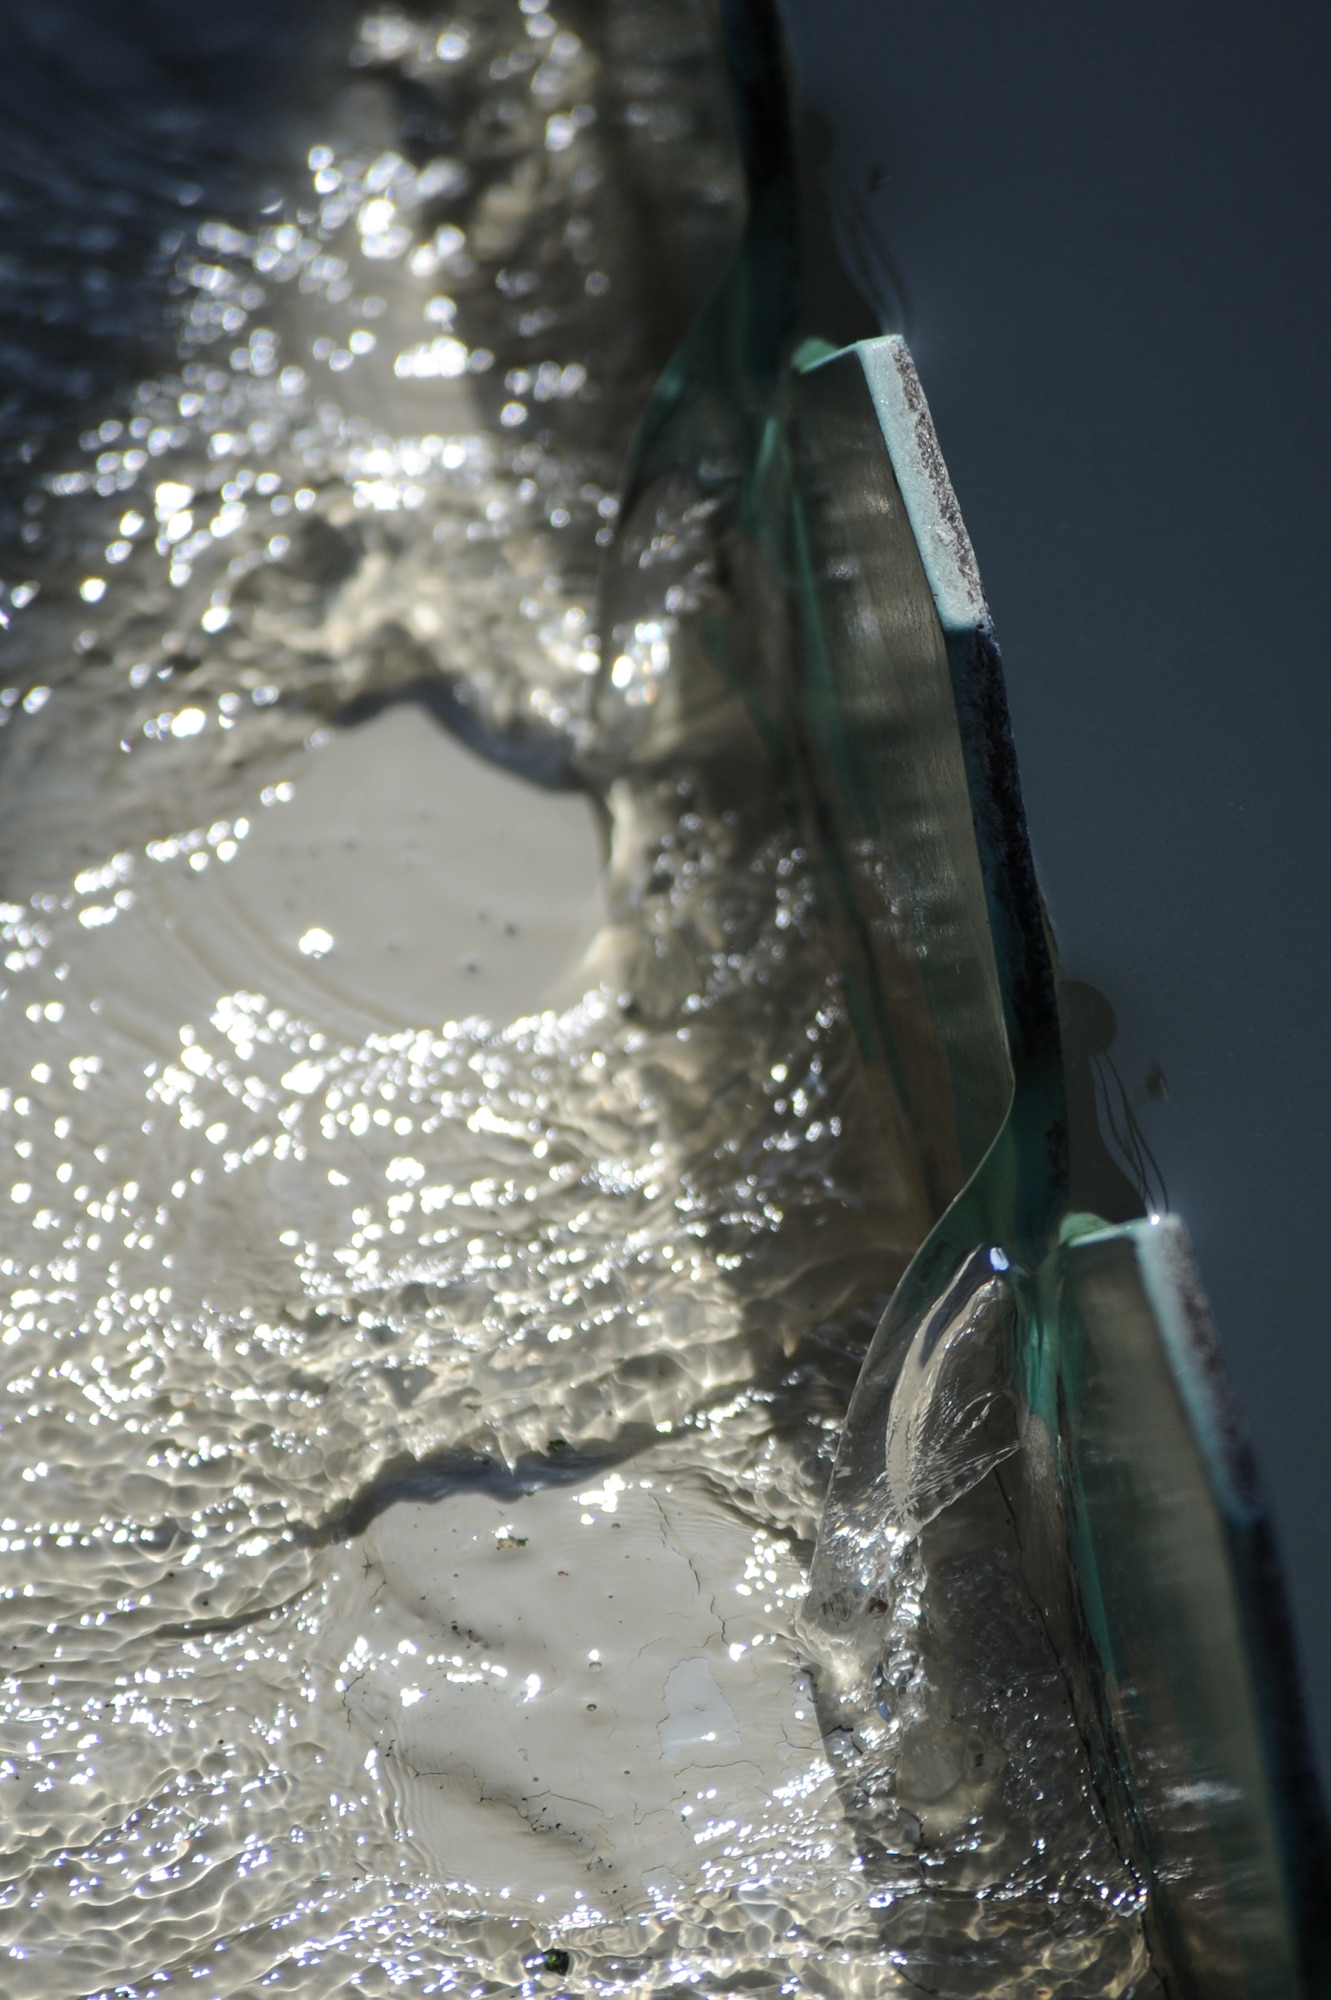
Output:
[[854, 335, 989, 637], [790, 332, 1330, 1990]]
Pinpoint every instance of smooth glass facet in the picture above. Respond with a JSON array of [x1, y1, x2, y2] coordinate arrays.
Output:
[[601, 9, 1331, 1979], [778, 333, 1331, 1994]]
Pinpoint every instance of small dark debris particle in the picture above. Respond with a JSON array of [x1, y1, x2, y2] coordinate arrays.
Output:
[[542, 1950, 571, 1976]]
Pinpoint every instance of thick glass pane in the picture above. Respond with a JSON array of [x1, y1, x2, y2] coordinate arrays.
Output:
[[787, 335, 1331, 1995]]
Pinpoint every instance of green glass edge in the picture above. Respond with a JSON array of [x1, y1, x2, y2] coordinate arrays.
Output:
[[600, 1, 1331, 1982], [795, 334, 1331, 1997]]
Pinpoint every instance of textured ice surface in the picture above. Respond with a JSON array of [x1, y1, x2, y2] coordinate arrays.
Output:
[[0, 2, 1150, 1993], [342, 1461, 852, 1919]]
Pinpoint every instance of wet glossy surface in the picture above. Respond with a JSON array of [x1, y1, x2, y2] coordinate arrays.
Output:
[[0, 4, 1152, 1992]]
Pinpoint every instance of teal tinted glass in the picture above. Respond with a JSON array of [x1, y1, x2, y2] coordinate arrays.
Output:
[[639, 7, 1331, 1983]]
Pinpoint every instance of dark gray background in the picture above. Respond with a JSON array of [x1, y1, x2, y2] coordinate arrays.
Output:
[[779, 0, 1331, 1785]]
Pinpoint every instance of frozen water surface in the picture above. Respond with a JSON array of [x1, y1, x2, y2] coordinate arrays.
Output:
[[0, 2, 1152, 1994]]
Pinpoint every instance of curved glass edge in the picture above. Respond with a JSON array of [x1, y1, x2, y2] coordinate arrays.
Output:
[[794, 338, 1066, 1617], [601, 0, 1330, 1977], [790, 335, 1331, 1994], [1022, 1214, 1331, 1999]]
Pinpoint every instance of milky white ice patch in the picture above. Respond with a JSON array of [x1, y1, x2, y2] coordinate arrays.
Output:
[[323, 1461, 847, 1921]]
